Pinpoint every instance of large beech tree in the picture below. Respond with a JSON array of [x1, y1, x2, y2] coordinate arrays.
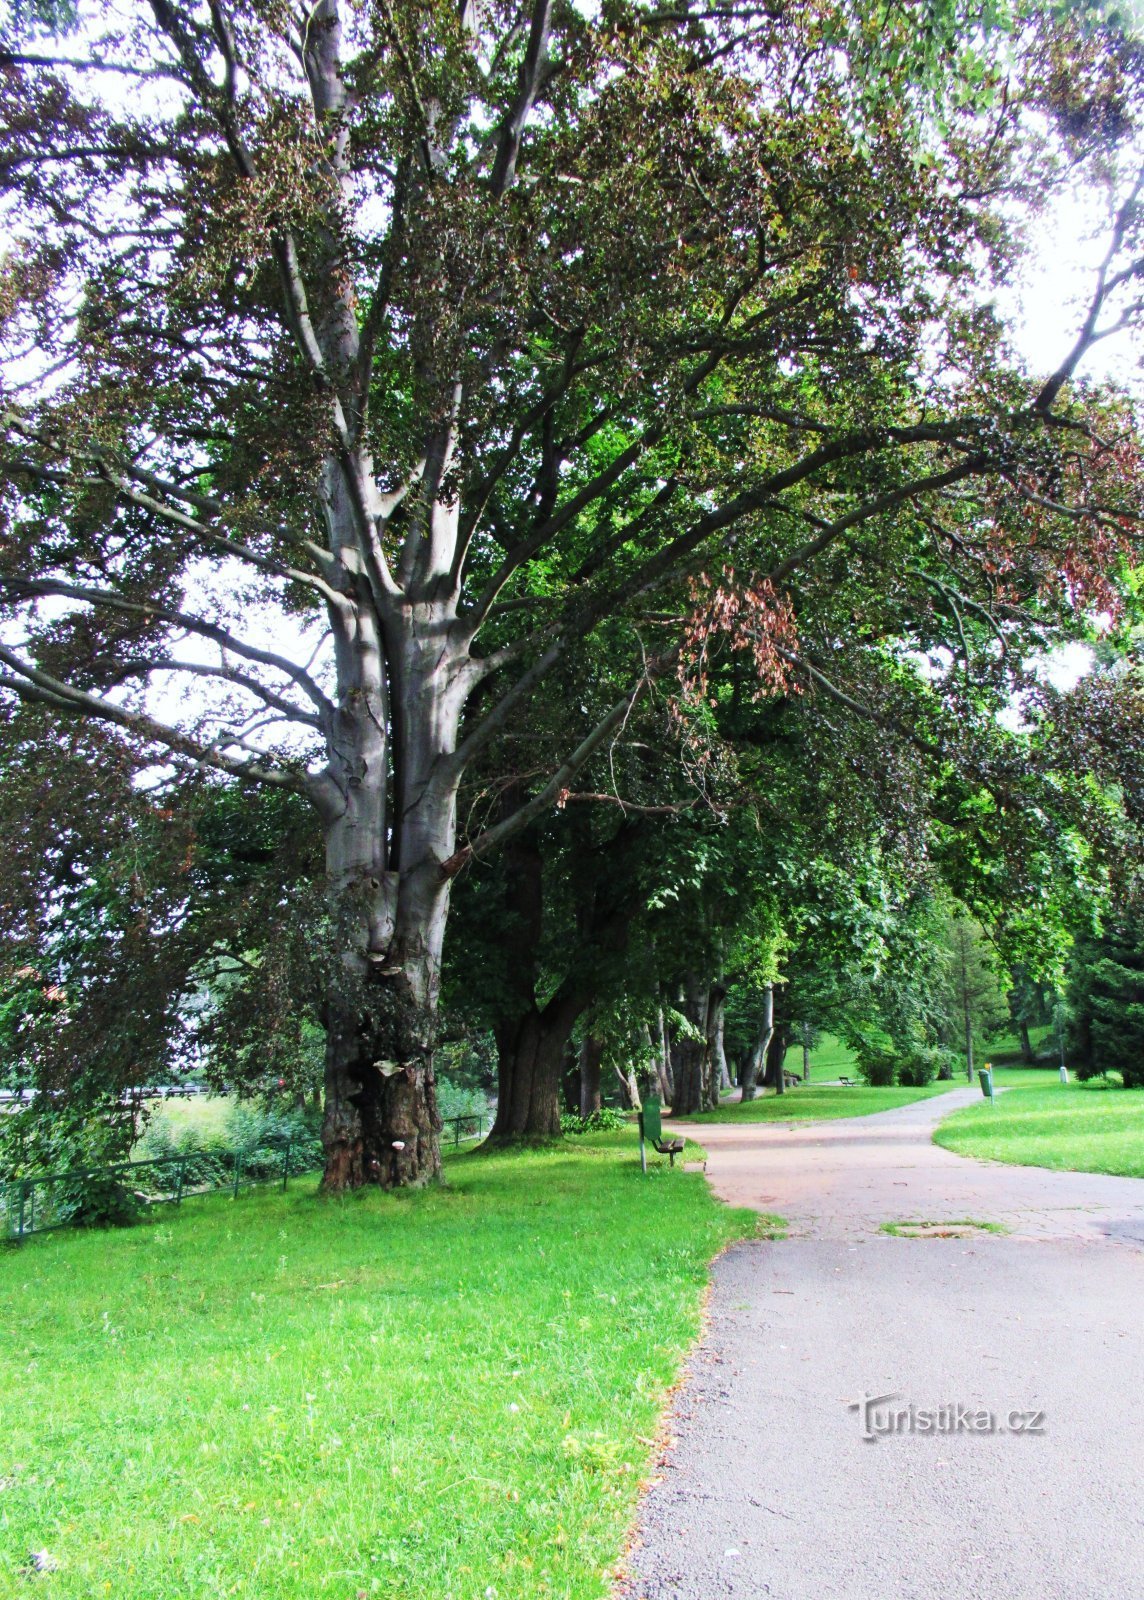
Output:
[[1, 0, 1142, 1186]]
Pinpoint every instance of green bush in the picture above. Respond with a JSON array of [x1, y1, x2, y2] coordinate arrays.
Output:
[[55, 1170, 145, 1228], [896, 1046, 949, 1087], [436, 1075, 489, 1123], [845, 1022, 897, 1086], [560, 1108, 627, 1134], [137, 1119, 231, 1189]]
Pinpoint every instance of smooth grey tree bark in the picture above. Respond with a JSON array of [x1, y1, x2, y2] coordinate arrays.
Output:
[[740, 983, 775, 1102]]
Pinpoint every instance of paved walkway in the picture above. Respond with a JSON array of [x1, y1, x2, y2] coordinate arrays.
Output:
[[622, 1092, 1144, 1600], [672, 1087, 1144, 1246]]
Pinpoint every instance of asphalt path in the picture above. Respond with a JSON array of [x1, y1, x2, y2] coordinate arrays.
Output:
[[621, 1091, 1144, 1600]]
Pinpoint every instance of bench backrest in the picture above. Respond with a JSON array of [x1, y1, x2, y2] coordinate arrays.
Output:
[[640, 1097, 664, 1143]]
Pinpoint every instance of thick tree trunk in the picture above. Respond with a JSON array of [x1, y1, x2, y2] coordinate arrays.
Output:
[[322, 982, 441, 1188], [490, 995, 583, 1139], [703, 981, 727, 1110], [713, 997, 731, 1093], [765, 1022, 789, 1094], [318, 812, 447, 1189], [1018, 1020, 1034, 1064], [740, 983, 774, 1102], [670, 974, 711, 1117], [580, 1034, 604, 1118], [316, 584, 464, 1190]]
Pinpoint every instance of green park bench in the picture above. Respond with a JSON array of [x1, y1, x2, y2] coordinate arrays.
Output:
[[638, 1098, 686, 1174]]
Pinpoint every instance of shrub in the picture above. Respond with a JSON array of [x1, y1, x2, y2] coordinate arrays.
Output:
[[224, 1102, 322, 1179], [560, 1108, 627, 1134], [436, 1075, 489, 1123], [137, 1119, 231, 1189], [845, 1022, 897, 1086], [896, 1046, 949, 1087], [55, 1170, 145, 1228]]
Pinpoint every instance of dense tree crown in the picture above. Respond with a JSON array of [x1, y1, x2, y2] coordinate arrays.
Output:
[[1, 0, 1143, 1181]]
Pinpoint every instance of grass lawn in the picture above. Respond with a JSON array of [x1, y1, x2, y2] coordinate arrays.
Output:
[[142, 1094, 235, 1143], [0, 1132, 758, 1600], [684, 1078, 961, 1124], [803, 1032, 859, 1079], [933, 1072, 1144, 1179]]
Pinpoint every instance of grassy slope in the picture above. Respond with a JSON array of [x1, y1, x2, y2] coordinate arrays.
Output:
[[934, 1070, 1144, 1179], [687, 1079, 960, 1124], [803, 1032, 859, 1078], [0, 1134, 756, 1600]]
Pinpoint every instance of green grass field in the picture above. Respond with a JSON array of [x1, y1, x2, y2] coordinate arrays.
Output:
[[803, 1032, 858, 1079], [934, 1072, 1144, 1178], [0, 1133, 758, 1600], [143, 1093, 235, 1143], [686, 1078, 960, 1124]]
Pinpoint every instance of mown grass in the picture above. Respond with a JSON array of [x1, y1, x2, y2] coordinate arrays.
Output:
[[0, 1132, 759, 1600], [803, 1032, 859, 1079], [684, 1078, 960, 1124], [934, 1074, 1144, 1179]]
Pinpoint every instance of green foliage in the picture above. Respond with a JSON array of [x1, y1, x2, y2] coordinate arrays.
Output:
[[847, 1023, 899, 1086], [1067, 907, 1144, 1085], [896, 1045, 954, 1087], [52, 1169, 144, 1229], [0, 1136, 755, 1599], [435, 1074, 489, 1122], [560, 1107, 628, 1134], [136, 1098, 322, 1190], [136, 1115, 231, 1189], [222, 1101, 322, 1178], [0, 1091, 138, 1182]]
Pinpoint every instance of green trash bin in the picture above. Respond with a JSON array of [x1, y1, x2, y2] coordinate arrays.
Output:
[[978, 1066, 994, 1104]]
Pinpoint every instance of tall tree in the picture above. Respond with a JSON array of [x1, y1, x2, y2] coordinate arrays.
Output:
[[1, 0, 1141, 1185]]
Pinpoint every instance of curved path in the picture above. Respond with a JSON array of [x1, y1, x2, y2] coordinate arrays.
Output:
[[673, 1087, 1144, 1247], [622, 1091, 1144, 1600]]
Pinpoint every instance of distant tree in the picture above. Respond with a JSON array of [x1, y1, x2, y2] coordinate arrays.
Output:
[[1004, 967, 1055, 1063], [939, 913, 1010, 1081], [1068, 908, 1144, 1086]]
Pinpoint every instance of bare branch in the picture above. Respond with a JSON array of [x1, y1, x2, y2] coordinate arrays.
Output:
[[1032, 165, 1144, 416], [0, 576, 334, 715], [109, 657, 325, 729], [443, 663, 663, 875], [490, 0, 554, 197], [0, 643, 305, 790]]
